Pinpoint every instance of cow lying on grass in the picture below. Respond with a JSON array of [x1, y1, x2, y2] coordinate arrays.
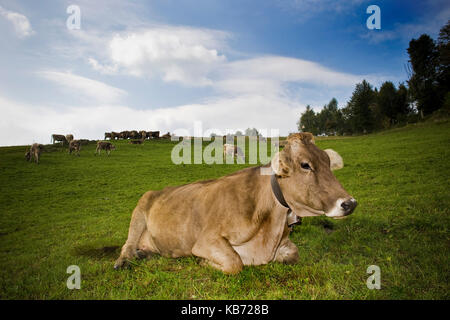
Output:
[[223, 143, 245, 161], [115, 132, 357, 274], [95, 141, 115, 155], [25, 143, 43, 164]]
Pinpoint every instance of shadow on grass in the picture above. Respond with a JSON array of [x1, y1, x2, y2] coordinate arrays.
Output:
[[72, 245, 120, 260]]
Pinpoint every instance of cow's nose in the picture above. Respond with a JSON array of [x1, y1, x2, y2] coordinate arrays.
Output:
[[341, 198, 357, 215]]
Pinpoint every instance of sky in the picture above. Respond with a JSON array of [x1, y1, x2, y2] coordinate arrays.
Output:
[[0, 0, 448, 146]]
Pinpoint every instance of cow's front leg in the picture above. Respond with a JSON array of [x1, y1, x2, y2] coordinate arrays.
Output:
[[192, 234, 243, 274], [274, 238, 299, 264]]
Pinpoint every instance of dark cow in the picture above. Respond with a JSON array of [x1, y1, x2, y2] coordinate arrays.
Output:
[[51, 134, 67, 145], [68, 140, 81, 156], [25, 143, 43, 164], [105, 132, 112, 140], [129, 130, 139, 139], [147, 131, 160, 139], [96, 141, 116, 155], [120, 131, 130, 140], [111, 132, 121, 140], [139, 130, 147, 140]]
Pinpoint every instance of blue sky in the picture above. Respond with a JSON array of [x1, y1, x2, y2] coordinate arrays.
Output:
[[0, 0, 448, 145]]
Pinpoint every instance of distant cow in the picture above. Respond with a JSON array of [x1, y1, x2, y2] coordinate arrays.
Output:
[[25, 143, 43, 164], [139, 130, 147, 140], [66, 134, 74, 143], [129, 130, 139, 139], [223, 143, 245, 161], [120, 131, 130, 140], [105, 132, 112, 140], [68, 140, 81, 156], [96, 141, 116, 155], [129, 138, 144, 145], [161, 132, 171, 139], [51, 134, 67, 145], [111, 132, 121, 140], [147, 131, 160, 139]]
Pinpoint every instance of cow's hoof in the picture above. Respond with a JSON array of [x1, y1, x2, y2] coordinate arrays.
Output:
[[113, 258, 130, 270]]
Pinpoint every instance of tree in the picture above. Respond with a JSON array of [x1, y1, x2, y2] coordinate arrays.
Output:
[[343, 80, 376, 133], [437, 21, 450, 106], [407, 34, 441, 116], [298, 105, 318, 135]]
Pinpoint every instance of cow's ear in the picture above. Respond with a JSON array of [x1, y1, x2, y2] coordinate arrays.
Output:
[[271, 152, 290, 177], [324, 149, 344, 171]]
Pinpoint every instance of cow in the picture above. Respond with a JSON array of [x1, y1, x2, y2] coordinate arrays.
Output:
[[95, 141, 116, 155], [223, 143, 245, 161], [105, 132, 112, 140], [147, 131, 160, 139], [129, 137, 145, 145], [51, 134, 67, 145], [111, 132, 121, 140], [66, 134, 74, 143], [139, 130, 147, 140], [120, 131, 130, 140], [25, 143, 43, 164], [68, 140, 81, 156], [129, 130, 140, 139], [114, 132, 357, 274]]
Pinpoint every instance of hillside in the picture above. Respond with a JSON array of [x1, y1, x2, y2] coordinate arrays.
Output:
[[0, 120, 449, 299]]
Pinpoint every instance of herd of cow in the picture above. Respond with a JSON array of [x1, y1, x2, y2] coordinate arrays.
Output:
[[24, 131, 172, 164]]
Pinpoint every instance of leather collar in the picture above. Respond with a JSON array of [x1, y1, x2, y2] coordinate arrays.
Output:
[[270, 174, 302, 227]]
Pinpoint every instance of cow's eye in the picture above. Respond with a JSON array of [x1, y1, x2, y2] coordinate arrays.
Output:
[[301, 162, 311, 170]]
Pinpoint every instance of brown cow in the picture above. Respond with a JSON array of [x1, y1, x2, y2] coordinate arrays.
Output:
[[51, 134, 67, 145], [68, 139, 81, 156], [147, 131, 160, 139], [111, 132, 121, 140], [95, 141, 116, 155], [120, 131, 130, 140], [25, 143, 43, 164], [139, 130, 147, 140], [114, 132, 357, 274], [66, 134, 74, 143], [223, 143, 245, 161], [129, 137, 145, 145], [105, 132, 112, 140]]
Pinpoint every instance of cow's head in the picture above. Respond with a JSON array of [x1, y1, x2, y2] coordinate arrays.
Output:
[[271, 132, 357, 219]]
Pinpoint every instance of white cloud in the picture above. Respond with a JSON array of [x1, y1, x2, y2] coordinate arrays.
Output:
[[90, 26, 229, 86], [0, 93, 303, 146], [0, 6, 34, 38], [37, 71, 127, 104]]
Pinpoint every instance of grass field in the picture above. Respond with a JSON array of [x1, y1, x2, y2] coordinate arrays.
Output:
[[0, 120, 449, 299]]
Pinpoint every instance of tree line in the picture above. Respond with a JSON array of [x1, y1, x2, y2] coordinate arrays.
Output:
[[298, 20, 450, 136]]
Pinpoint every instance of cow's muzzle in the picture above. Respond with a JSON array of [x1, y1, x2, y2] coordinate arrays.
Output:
[[341, 198, 357, 216]]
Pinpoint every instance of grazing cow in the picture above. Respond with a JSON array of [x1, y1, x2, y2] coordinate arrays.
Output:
[[51, 134, 67, 145], [96, 141, 116, 155], [223, 143, 245, 161], [129, 137, 145, 145], [68, 139, 81, 156], [25, 143, 43, 164], [114, 132, 357, 273], [66, 134, 74, 143], [105, 132, 112, 140]]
